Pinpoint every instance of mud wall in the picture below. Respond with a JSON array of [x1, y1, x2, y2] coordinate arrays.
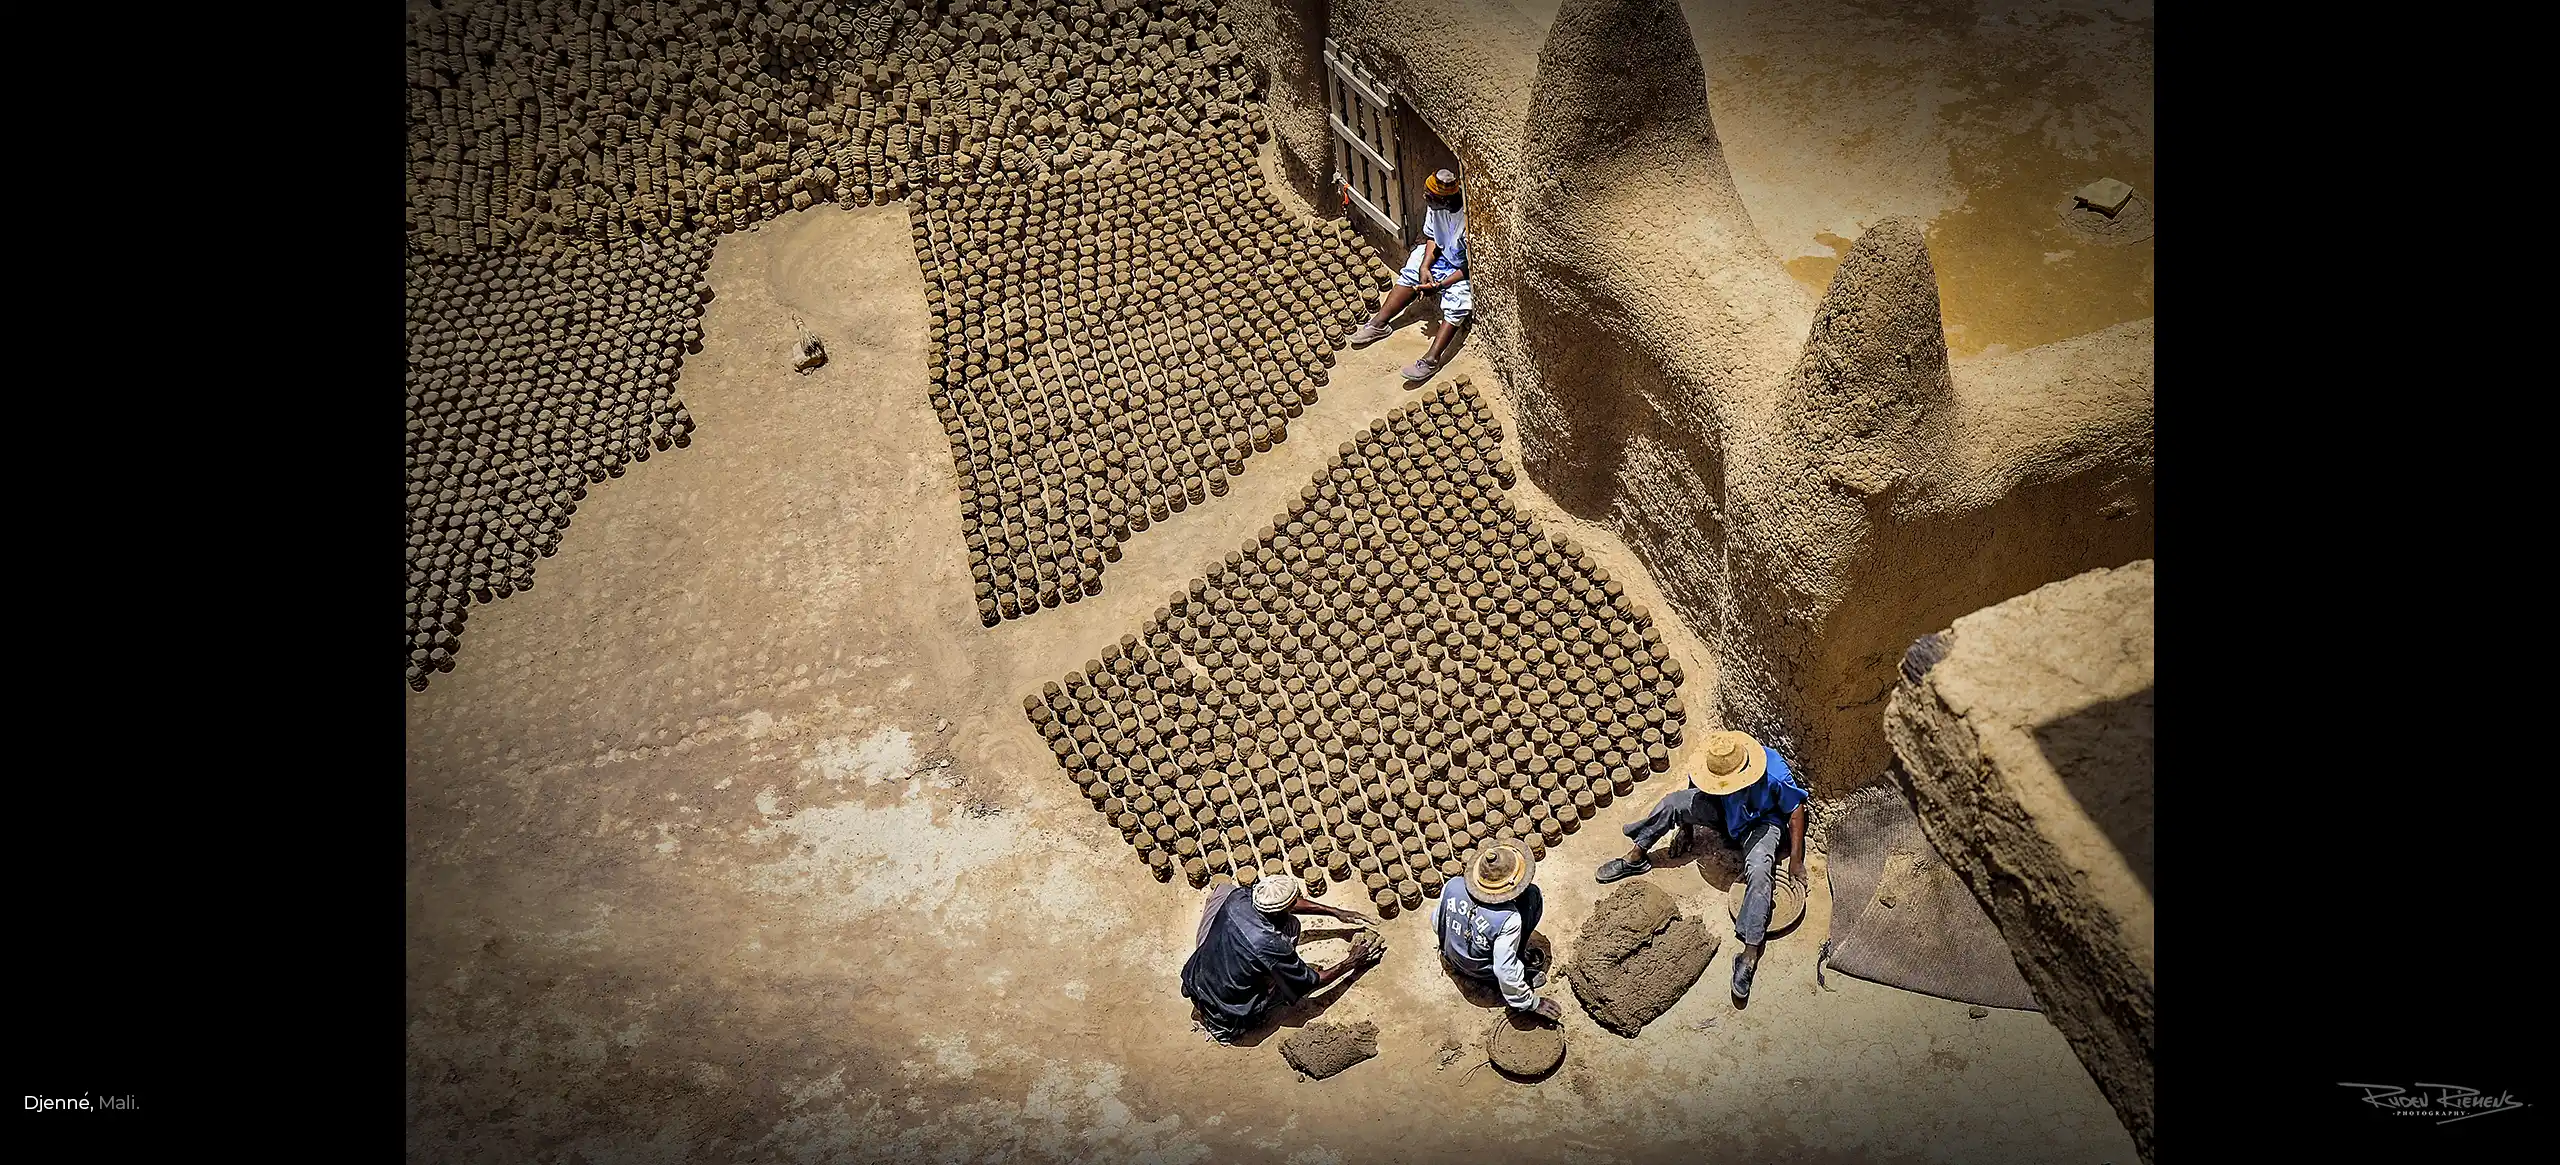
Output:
[[1216, 0, 1332, 205], [1220, 0, 2156, 795], [1883, 559, 2155, 1161]]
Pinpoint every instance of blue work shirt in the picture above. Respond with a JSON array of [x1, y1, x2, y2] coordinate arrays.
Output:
[[1709, 748, 1808, 841]]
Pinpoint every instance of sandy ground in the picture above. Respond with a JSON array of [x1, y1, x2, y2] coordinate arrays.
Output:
[[405, 197, 2138, 1162], [1685, 0, 2155, 359]]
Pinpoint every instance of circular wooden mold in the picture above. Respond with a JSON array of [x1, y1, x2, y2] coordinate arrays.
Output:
[[1726, 870, 1809, 935]]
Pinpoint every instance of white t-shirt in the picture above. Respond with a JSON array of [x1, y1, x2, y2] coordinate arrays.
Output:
[[1422, 205, 1466, 273]]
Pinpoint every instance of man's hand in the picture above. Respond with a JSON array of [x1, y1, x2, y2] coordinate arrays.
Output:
[[1349, 931, 1385, 967], [1333, 907, 1377, 927], [1788, 859, 1808, 888], [1532, 997, 1564, 1023]]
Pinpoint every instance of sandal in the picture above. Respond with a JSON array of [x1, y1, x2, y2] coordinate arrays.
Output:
[[1595, 856, 1653, 884]]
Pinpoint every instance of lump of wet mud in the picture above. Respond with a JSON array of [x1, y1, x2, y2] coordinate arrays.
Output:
[[1487, 1011, 1566, 1078], [1279, 1020, 1379, 1080], [1566, 881, 1720, 1037]]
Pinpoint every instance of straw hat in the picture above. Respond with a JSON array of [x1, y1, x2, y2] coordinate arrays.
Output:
[[1691, 731, 1769, 795], [1252, 873, 1303, 914], [1466, 840, 1535, 905]]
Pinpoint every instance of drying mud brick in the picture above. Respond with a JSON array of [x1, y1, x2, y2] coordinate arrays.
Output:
[[1567, 881, 1719, 1037], [1884, 560, 2153, 1163], [406, 0, 1297, 686], [1279, 1020, 1378, 1080], [1025, 384, 1685, 890], [1224, 0, 2156, 803], [919, 133, 1369, 624], [1486, 1011, 1566, 1078], [404, 235, 713, 690]]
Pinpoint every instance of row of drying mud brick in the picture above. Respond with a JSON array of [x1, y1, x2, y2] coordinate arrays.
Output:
[[408, 0, 1255, 257], [404, 234, 715, 689], [404, 0, 1346, 688], [922, 131, 1376, 623], [1029, 385, 1690, 913]]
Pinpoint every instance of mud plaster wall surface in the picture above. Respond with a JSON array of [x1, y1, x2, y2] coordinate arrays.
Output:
[[1883, 558, 2153, 1161], [405, 202, 2137, 1163]]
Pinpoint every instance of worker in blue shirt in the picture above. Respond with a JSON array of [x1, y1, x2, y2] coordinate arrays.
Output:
[[1593, 730, 1808, 1000]]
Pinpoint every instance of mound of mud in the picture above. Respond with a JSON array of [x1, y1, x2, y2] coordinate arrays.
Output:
[[1566, 881, 1719, 1036], [1280, 1020, 1378, 1079]]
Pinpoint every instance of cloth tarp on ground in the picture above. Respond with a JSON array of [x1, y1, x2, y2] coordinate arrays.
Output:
[[1821, 786, 2040, 1011]]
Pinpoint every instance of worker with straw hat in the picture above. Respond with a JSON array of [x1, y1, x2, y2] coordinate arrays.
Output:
[[1181, 873, 1383, 1043], [1431, 839, 1564, 1021], [1346, 168, 1472, 382], [1594, 730, 1809, 1001]]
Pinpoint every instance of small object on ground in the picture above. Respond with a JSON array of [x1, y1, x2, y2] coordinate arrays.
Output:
[[1567, 881, 1720, 1036], [2053, 187, 2154, 245], [2072, 178, 2135, 217], [1279, 1020, 1379, 1080], [1728, 870, 1808, 935], [1968, 1005, 1990, 1019], [1488, 1010, 1567, 1079], [1595, 856, 1652, 884], [793, 330, 828, 372]]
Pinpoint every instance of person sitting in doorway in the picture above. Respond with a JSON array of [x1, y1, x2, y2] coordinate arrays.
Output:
[[1180, 872, 1382, 1043], [1347, 168, 1471, 382], [1593, 730, 1808, 1001], [1431, 839, 1564, 1021]]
